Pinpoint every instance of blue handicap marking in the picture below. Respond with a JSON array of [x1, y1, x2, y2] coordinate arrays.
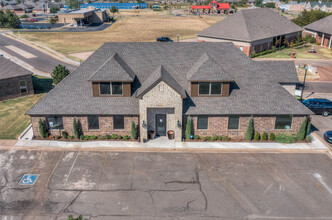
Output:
[[19, 174, 39, 185]]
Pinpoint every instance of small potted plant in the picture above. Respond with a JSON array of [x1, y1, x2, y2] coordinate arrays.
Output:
[[167, 130, 174, 140]]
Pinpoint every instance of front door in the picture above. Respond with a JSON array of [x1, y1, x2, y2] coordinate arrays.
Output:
[[156, 114, 166, 136]]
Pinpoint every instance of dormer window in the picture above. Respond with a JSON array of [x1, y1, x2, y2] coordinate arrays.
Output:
[[198, 82, 222, 95], [100, 82, 123, 95]]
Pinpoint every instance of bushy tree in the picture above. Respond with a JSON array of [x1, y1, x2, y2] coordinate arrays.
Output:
[[0, 10, 21, 28], [245, 116, 254, 140], [49, 17, 58, 26], [50, 6, 60, 14], [51, 64, 70, 85], [270, 132, 275, 141], [254, 0, 263, 7], [131, 121, 137, 139], [185, 116, 191, 140], [110, 6, 118, 16], [254, 131, 260, 141], [73, 117, 79, 139], [292, 10, 332, 27], [297, 117, 307, 141], [262, 132, 268, 141]]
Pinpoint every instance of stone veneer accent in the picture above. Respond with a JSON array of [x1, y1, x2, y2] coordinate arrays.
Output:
[[0, 75, 34, 101], [139, 81, 183, 142], [184, 115, 304, 139], [31, 115, 138, 137]]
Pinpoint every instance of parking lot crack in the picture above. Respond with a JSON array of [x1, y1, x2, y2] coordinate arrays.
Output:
[[63, 191, 81, 213], [195, 168, 208, 211]]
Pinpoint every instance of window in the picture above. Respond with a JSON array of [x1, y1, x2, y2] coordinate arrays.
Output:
[[99, 82, 123, 95], [198, 82, 222, 95], [100, 82, 111, 94], [197, 116, 208, 130], [228, 116, 239, 130], [19, 80, 28, 94], [114, 115, 124, 130], [275, 115, 292, 130], [47, 116, 63, 130], [88, 115, 99, 130]]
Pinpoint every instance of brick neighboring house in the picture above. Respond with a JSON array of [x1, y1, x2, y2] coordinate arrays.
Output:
[[305, 2, 332, 12], [303, 15, 332, 49], [196, 8, 302, 56], [26, 42, 312, 142], [0, 56, 34, 101]]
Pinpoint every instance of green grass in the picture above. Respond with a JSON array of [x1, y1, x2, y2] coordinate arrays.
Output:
[[0, 75, 53, 139], [258, 45, 321, 59], [317, 47, 332, 59]]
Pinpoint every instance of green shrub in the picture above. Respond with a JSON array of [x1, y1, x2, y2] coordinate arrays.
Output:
[[123, 135, 130, 141], [306, 134, 312, 142], [21, 14, 28, 18], [297, 117, 307, 141], [316, 42, 321, 45], [275, 133, 297, 143], [204, 136, 212, 141], [267, 50, 272, 53], [38, 118, 48, 138], [62, 131, 69, 139], [80, 135, 84, 140], [217, 136, 223, 141], [194, 135, 200, 140], [212, 135, 218, 141], [271, 46, 276, 52], [54, 135, 60, 140], [69, 136, 74, 139], [73, 117, 79, 139], [270, 133, 275, 141], [111, 134, 118, 139], [131, 121, 137, 139], [250, 52, 255, 58], [254, 131, 260, 141], [262, 132, 268, 141], [245, 116, 254, 140], [306, 118, 311, 137], [84, 135, 90, 140], [222, 136, 231, 141], [106, 134, 111, 139], [90, 135, 97, 140], [185, 116, 192, 140], [309, 37, 316, 43]]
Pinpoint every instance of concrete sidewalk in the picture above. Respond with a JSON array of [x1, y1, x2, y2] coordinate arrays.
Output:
[[13, 134, 329, 153]]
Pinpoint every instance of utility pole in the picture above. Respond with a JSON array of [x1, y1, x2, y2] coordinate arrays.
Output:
[[300, 65, 308, 101]]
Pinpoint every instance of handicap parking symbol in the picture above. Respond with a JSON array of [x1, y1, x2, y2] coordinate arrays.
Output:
[[19, 174, 39, 185]]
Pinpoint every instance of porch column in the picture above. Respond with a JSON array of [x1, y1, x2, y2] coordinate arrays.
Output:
[[328, 36, 332, 49], [279, 35, 282, 49], [321, 33, 324, 46]]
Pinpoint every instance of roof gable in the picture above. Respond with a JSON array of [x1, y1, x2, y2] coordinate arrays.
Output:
[[0, 56, 33, 80], [305, 15, 332, 36], [187, 53, 233, 81], [197, 8, 302, 42], [136, 65, 186, 98], [88, 52, 135, 82]]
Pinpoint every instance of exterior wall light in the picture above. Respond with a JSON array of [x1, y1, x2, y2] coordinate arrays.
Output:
[[142, 120, 147, 128], [177, 120, 181, 128]]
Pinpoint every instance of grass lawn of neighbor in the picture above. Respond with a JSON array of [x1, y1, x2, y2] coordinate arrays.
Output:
[[16, 13, 223, 55], [0, 75, 53, 139], [258, 45, 321, 59]]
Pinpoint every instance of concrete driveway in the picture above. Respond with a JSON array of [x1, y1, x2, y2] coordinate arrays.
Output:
[[1, 150, 332, 219]]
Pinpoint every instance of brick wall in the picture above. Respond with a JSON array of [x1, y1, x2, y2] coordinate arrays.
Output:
[[184, 115, 304, 140], [0, 75, 34, 101], [31, 115, 139, 138]]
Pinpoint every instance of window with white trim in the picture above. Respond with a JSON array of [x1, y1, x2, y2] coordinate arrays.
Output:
[[19, 80, 28, 94]]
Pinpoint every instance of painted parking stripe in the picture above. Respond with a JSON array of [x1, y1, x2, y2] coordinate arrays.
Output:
[[5, 45, 37, 59]]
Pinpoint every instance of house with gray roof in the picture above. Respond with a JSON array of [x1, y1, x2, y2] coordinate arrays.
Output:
[[27, 42, 312, 142], [197, 8, 302, 56], [303, 15, 332, 48], [0, 56, 34, 101], [305, 1, 332, 12]]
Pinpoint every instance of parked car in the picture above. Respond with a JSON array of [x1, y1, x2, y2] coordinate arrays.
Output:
[[157, 37, 173, 42], [324, 131, 332, 144], [28, 18, 38, 22], [302, 99, 332, 116]]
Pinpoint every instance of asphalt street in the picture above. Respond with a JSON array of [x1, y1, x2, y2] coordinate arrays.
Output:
[[305, 82, 332, 93], [0, 34, 76, 74], [0, 150, 331, 219]]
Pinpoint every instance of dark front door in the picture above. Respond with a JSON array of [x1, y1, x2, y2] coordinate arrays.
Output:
[[156, 114, 166, 136]]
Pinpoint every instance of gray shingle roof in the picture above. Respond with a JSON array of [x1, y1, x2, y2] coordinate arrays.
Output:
[[0, 56, 33, 80], [197, 8, 302, 42], [88, 52, 135, 82], [27, 42, 312, 116], [253, 60, 300, 83], [137, 65, 186, 98], [187, 53, 233, 82], [305, 15, 332, 36]]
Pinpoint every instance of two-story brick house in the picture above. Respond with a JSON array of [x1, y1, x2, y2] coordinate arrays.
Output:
[[0, 56, 34, 101], [196, 8, 302, 56], [27, 42, 312, 142]]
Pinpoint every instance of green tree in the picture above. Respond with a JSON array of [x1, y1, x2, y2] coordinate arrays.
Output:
[[131, 121, 137, 139], [49, 17, 58, 26], [265, 2, 275, 8], [73, 117, 79, 139], [262, 132, 268, 141], [51, 64, 70, 85], [254, 131, 260, 141], [110, 5, 118, 16], [292, 10, 332, 27], [0, 10, 21, 28], [245, 116, 254, 140], [38, 118, 48, 138], [254, 0, 263, 7], [297, 117, 307, 140], [50, 6, 60, 13], [306, 117, 311, 137], [66, 0, 80, 9], [185, 116, 191, 140]]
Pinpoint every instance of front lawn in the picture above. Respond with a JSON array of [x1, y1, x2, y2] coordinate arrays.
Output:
[[258, 45, 321, 59], [0, 75, 53, 139]]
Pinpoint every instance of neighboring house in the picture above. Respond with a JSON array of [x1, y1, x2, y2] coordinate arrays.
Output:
[[26, 42, 312, 142], [191, 0, 231, 14], [305, 2, 332, 12], [78, 3, 148, 10], [57, 9, 107, 25], [1, 4, 25, 14], [0, 56, 34, 101], [196, 8, 302, 56], [279, 2, 305, 12], [304, 15, 332, 48]]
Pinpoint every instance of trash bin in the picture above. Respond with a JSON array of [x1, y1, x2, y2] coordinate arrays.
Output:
[[167, 130, 175, 140], [148, 130, 155, 140]]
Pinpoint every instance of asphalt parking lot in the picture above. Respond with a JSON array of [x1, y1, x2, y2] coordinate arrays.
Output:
[[312, 114, 332, 147], [0, 150, 332, 219]]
